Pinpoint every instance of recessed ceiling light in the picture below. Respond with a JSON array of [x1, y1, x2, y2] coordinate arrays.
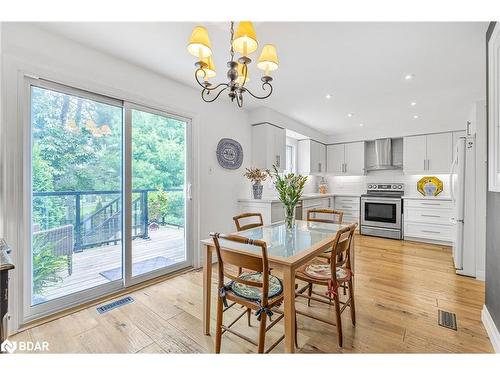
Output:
[[325, 94, 332, 99], [359, 123, 364, 127], [404, 74, 415, 81], [410, 102, 417, 106], [413, 115, 419, 119], [347, 113, 353, 117]]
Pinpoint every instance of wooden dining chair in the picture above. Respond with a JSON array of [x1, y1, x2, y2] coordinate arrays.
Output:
[[210, 232, 285, 354], [233, 213, 264, 275], [306, 208, 344, 224], [294, 223, 357, 347], [233, 212, 264, 231]]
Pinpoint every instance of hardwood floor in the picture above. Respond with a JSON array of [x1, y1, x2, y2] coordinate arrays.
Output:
[[11, 235, 493, 353]]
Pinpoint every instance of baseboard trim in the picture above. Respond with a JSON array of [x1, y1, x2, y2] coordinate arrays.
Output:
[[482, 305, 500, 353], [476, 270, 486, 281]]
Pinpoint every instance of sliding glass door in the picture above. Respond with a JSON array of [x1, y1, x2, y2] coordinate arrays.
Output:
[[130, 106, 189, 279], [25, 79, 191, 321]]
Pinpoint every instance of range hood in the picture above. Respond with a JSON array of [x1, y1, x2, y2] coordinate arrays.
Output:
[[365, 138, 403, 171]]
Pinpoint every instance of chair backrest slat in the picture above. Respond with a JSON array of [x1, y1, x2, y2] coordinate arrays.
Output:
[[307, 209, 344, 224], [329, 223, 356, 278], [233, 213, 264, 232], [211, 232, 271, 304]]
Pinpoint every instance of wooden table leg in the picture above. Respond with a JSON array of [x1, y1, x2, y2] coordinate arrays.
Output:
[[203, 244, 212, 335], [282, 266, 296, 353]]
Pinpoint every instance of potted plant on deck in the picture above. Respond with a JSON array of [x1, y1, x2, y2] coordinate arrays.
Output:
[[270, 166, 308, 230], [244, 167, 270, 200]]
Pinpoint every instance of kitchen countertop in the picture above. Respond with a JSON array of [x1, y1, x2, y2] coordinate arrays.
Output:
[[402, 195, 453, 201], [238, 193, 359, 203]]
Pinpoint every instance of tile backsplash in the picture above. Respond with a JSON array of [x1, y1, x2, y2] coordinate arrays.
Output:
[[327, 170, 451, 197]]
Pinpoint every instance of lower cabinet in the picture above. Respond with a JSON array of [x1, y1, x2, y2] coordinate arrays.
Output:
[[403, 198, 455, 244], [334, 195, 360, 228], [301, 197, 332, 218], [237, 201, 284, 226]]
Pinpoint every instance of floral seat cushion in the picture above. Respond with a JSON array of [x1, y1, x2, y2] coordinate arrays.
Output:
[[230, 272, 283, 301], [304, 263, 351, 281]]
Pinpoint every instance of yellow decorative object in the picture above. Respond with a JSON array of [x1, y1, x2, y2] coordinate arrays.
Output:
[[417, 176, 443, 196], [196, 57, 216, 80], [257, 44, 279, 74], [187, 26, 212, 59], [232, 21, 258, 56]]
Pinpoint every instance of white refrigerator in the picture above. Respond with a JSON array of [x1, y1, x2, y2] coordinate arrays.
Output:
[[450, 135, 476, 277]]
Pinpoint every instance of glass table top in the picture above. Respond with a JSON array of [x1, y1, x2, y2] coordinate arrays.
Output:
[[218, 220, 346, 259]]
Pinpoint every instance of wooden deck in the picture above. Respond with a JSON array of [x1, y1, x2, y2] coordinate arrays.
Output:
[[36, 226, 186, 302]]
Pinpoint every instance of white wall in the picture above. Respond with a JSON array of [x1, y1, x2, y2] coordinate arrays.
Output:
[[0, 23, 255, 330]]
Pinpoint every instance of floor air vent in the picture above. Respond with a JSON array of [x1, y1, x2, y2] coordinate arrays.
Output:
[[438, 309, 457, 330], [97, 296, 134, 314]]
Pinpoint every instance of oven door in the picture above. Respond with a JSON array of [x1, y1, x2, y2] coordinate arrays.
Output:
[[361, 198, 402, 230]]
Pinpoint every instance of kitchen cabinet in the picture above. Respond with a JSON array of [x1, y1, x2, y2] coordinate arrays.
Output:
[[326, 142, 365, 175], [403, 133, 452, 174], [334, 195, 360, 229], [297, 139, 326, 175], [301, 196, 331, 218], [237, 201, 284, 225], [251, 123, 286, 172], [403, 198, 455, 244]]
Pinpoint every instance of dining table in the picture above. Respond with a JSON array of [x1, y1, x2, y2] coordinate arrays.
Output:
[[200, 219, 354, 353]]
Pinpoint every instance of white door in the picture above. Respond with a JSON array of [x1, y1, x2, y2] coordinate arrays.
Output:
[[345, 142, 365, 175], [427, 133, 453, 173], [327, 144, 345, 174], [452, 131, 466, 161], [403, 135, 427, 173]]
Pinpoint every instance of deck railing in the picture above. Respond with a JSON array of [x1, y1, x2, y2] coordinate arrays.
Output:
[[33, 188, 183, 252]]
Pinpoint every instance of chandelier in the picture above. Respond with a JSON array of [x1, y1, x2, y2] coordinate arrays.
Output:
[[187, 21, 279, 108]]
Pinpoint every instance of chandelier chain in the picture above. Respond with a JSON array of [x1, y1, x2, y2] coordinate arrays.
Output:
[[230, 21, 235, 62]]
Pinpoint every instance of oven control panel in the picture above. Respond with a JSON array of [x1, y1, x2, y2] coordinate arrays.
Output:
[[366, 183, 404, 192]]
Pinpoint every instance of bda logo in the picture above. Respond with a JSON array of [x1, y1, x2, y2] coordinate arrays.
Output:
[[1, 339, 17, 353]]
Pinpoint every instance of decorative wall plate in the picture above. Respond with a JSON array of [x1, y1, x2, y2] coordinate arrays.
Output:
[[216, 138, 243, 170], [417, 176, 443, 196]]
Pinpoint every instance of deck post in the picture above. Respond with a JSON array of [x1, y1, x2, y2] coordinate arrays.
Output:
[[74, 193, 82, 253]]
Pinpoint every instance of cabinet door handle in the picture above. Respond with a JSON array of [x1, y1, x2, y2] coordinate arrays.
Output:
[[276, 155, 280, 167], [318, 162, 321, 172], [421, 230, 441, 234], [421, 214, 441, 218], [421, 202, 441, 206]]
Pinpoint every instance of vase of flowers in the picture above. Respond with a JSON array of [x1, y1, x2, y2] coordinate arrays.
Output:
[[244, 167, 270, 200], [270, 166, 308, 230]]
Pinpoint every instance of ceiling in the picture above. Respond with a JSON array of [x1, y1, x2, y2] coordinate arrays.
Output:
[[37, 22, 488, 137]]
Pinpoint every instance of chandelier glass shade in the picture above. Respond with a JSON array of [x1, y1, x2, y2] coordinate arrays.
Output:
[[187, 21, 278, 108]]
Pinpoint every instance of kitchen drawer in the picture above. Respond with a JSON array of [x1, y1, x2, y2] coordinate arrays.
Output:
[[404, 222, 454, 242], [404, 199, 454, 210], [335, 196, 360, 205], [303, 197, 331, 209], [405, 207, 454, 225]]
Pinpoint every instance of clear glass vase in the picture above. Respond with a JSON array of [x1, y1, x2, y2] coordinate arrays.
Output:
[[284, 204, 296, 230]]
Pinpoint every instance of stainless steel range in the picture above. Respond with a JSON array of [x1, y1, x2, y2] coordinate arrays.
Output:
[[360, 183, 404, 240]]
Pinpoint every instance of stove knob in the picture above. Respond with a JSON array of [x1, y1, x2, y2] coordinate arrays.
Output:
[[392, 185, 397, 189], [398, 185, 403, 189], [368, 184, 373, 189]]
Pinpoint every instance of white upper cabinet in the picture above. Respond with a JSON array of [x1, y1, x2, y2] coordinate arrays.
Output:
[[403, 135, 427, 173], [345, 142, 365, 175], [297, 139, 326, 175], [426, 133, 452, 173], [403, 133, 452, 174], [326, 144, 344, 174], [251, 123, 286, 172], [326, 142, 365, 175]]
